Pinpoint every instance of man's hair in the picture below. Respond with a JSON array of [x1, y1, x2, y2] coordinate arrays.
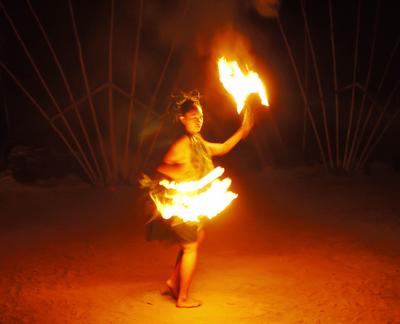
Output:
[[168, 90, 202, 120], [179, 99, 200, 115]]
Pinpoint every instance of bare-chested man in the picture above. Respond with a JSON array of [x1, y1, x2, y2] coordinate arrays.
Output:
[[149, 95, 252, 308]]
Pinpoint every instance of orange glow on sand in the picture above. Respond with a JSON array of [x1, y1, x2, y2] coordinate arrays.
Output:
[[151, 167, 237, 223], [218, 56, 269, 113]]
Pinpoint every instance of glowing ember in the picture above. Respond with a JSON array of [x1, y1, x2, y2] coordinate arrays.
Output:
[[218, 56, 269, 113], [151, 167, 237, 223]]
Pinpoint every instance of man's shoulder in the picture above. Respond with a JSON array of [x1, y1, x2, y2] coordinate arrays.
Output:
[[164, 135, 191, 162], [171, 135, 191, 150]]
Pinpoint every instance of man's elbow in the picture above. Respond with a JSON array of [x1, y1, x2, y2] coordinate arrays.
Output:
[[213, 144, 228, 156]]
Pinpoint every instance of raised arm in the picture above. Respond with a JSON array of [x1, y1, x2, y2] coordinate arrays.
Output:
[[205, 108, 254, 157], [205, 127, 245, 157]]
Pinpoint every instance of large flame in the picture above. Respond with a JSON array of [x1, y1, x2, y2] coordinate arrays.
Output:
[[151, 167, 237, 223], [218, 56, 269, 113]]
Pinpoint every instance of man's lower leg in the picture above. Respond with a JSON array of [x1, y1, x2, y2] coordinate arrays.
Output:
[[177, 243, 201, 307]]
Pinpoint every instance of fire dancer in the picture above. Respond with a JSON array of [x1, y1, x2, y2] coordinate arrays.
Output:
[[143, 91, 253, 308]]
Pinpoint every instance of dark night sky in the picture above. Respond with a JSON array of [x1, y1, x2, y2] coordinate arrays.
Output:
[[1, 0, 399, 173]]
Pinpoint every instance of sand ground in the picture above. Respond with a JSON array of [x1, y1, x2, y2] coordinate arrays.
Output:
[[1, 167, 400, 323]]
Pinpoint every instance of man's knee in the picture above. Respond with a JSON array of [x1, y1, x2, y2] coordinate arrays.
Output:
[[181, 241, 198, 253], [197, 229, 205, 245]]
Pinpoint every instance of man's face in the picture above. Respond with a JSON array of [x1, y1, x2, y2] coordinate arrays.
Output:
[[180, 105, 203, 135]]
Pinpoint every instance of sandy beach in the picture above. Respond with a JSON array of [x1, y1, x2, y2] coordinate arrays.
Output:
[[1, 166, 399, 323]]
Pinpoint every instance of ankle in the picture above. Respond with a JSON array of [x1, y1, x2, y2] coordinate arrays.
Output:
[[178, 293, 187, 301], [166, 278, 177, 286]]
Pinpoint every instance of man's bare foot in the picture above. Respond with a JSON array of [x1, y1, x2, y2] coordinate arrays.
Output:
[[176, 297, 202, 308], [165, 279, 179, 300]]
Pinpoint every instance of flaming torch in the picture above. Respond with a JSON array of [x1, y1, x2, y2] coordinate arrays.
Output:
[[150, 167, 237, 223], [217, 56, 269, 114]]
